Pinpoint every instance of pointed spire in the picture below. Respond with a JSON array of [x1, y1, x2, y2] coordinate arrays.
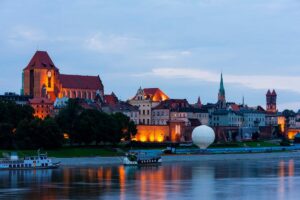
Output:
[[219, 73, 225, 96], [196, 96, 202, 108]]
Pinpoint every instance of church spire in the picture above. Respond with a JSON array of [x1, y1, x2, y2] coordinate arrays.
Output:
[[217, 73, 226, 109], [219, 73, 225, 97]]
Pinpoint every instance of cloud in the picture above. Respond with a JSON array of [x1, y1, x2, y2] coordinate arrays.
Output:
[[134, 67, 300, 93], [148, 50, 192, 60], [9, 26, 46, 42], [84, 33, 142, 53], [278, 102, 300, 111]]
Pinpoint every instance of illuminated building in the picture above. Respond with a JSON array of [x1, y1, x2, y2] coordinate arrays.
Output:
[[22, 51, 104, 102], [129, 87, 169, 125], [134, 120, 187, 142], [29, 97, 53, 119]]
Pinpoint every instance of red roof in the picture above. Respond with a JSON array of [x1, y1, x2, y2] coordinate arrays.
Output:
[[266, 90, 271, 95], [143, 88, 169, 101], [24, 51, 58, 70], [153, 99, 190, 110], [271, 89, 277, 95], [104, 92, 118, 106], [29, 97, 53, 104], [230, 104, 240, 111], [59, 74, 103, 90]]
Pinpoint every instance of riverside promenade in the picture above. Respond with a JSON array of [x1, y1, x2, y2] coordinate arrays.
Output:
[[54, 150, 300, 167]]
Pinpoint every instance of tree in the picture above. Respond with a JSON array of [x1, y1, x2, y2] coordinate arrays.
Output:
[[112, 112, 137, 142], [0, 123, 14, 149], [55, 99, 82, 145], [40, 118, 64, 149], [73, 109, 99, 145], [15, 118, 63, 149], [252, 131, 260, 141]]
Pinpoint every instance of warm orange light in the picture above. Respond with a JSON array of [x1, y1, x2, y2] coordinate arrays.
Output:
[[277, 117, 285, 132], [133, 125, 169, 142], [64, 133, 69, 139], [140, 135, 147, 142], [149, 134, 155, 142], [157, 134, 164, 142]]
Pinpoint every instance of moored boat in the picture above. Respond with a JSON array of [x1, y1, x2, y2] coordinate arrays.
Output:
[[123, 150, 162, 166], [0, 151, 60, 170]]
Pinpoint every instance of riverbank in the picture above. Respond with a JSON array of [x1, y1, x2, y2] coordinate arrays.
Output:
[[53, 150, 300, 166]]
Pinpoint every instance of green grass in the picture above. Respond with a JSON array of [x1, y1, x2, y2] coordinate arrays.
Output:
[[0, 147, 123, 158], [0, 141, 281, 158], [209, 141, 280, 148]]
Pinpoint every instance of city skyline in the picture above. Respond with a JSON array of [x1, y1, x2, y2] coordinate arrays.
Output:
[[1, 0, 300, 110]]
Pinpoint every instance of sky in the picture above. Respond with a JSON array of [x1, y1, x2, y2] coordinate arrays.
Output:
[[1, 0, 300, 111]]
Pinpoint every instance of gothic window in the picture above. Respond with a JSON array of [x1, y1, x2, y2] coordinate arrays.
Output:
[[48, 77, 51, 88]]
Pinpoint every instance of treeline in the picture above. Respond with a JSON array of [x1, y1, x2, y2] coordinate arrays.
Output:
[[0, 99, 137, 149]]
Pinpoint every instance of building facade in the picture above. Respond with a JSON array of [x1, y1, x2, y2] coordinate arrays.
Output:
[[29, 97, 54, 119], [129, 87, 169, 125], [23, 51, 104, 102]]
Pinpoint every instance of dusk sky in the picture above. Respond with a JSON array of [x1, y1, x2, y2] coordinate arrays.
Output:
[[1, 0, 300, 111]]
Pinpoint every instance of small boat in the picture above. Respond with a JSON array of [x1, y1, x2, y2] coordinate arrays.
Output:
[[0, 151, 60, 170], [123, 150, 162, 166]]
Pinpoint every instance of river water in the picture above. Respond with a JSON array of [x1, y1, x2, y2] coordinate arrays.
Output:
[[0, 158, 298, 200]]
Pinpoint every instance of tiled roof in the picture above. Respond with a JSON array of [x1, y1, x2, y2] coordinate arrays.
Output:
[[59, 74, 103, 90], [29, 97, 53, 104], [24, 51, 58, 70], [104, 92, 118, 106], [143, 88, 169, 101], [153, 99, 190, 110]]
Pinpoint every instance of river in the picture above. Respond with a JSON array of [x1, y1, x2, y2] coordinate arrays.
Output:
[[0, 158, 298, 199]]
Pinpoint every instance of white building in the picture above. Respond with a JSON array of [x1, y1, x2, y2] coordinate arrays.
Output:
[[129, 87, 169, 125]]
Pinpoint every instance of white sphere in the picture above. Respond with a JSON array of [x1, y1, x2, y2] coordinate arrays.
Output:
[[192, 125, 215, 149]]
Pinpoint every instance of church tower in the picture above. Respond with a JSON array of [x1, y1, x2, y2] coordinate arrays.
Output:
[[217, 73, 226, 109], [23, 51, 60, 101], [266, 89, 277, 113]]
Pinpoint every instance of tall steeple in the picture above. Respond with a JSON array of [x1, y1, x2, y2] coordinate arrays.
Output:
[[219, 73, 225, 97], [217, 73, 226, 109]]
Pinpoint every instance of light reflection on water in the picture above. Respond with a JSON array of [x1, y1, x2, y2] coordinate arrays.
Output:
[[0, 159, 299, 200]]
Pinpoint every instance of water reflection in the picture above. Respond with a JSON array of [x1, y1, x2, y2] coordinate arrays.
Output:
[[0, 158, 299, 199]]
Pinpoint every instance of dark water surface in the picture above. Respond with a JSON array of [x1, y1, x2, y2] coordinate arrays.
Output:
[[0, 158, 298, 200]]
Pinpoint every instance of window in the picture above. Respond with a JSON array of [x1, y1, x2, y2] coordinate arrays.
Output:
[[48, 77, 51, 88]]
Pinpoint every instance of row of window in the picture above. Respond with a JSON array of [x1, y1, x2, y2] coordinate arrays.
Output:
[[139, 119, 150, 125], [140, 110, 150, 115], [63, 90, 96, 99]]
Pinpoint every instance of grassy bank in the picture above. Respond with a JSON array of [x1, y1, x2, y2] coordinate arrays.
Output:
[[0, 141, 281, 158], [0, 147, 123, 158]]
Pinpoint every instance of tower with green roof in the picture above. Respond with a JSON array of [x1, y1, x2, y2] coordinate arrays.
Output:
[[217, 73, 226, 109]]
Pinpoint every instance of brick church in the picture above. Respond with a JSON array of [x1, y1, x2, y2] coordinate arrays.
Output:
[[22, 51, 104, 118], [22, 51, 104, 101]]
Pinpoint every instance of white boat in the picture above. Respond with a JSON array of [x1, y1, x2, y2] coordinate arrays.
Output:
[[123, 151, 162, 166], [0, 151, 60, 170]]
